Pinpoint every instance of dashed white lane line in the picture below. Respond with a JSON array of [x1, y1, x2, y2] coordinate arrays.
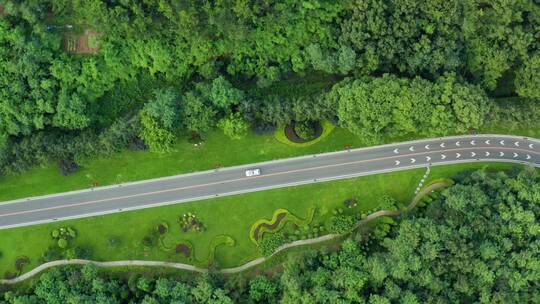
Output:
[[1, 146, 538, 219]]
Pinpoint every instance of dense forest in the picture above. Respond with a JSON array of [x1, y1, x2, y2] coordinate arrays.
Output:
[[1, 168, 539, 303], [0, 0, 539, 174]]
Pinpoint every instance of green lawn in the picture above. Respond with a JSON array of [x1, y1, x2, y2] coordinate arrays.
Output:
[[0, 162, 517, 278], [0, 127, 415, 202]]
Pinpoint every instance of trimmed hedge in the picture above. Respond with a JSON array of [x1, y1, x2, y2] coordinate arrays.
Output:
[[249, 207, 316, 244]]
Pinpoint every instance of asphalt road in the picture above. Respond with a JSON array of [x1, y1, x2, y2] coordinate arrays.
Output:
[[0, 134, 538, 229]]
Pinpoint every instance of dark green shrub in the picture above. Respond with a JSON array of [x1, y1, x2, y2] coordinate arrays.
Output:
[[258, 233, 286, 256], [294, 120, 317, 140], [328, 215, 355, 234]]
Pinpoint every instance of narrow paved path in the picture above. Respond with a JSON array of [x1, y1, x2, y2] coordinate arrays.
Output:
[[0, 179, 453, 285], [0, 134, 538, 229]]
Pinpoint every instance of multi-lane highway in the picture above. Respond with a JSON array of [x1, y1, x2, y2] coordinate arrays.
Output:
[[0, 134, 538, 229]]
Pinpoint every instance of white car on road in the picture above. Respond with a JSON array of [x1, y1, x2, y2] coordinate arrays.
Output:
[[245, 168, 261, 177]]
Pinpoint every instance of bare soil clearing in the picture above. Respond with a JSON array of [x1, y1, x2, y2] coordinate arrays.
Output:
[[64, 29, 101, 54]]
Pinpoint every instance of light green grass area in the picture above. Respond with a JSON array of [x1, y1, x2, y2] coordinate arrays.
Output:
[[0, 127, 413, 202], [0, 123, 535, 202], [0, 162, 517, 277]]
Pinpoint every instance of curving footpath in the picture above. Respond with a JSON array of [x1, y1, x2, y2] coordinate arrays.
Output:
[[0, 180, 472, 285], [0, 134, 538, 229]]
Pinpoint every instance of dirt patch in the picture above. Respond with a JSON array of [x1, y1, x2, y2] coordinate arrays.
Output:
[[284, 121, 323, 143], [65, 29, 101, 54], [175, 244, 191, 258], [253, 212, 287, 241]]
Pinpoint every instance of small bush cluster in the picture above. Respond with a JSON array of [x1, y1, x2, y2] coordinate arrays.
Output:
[[343, 198, 358, 208], [293, 120, 317, 140], [283, 224, 326, 242], [51, 227, 77, 249], [258, 233, 286, 256], [179, 212, 205, 233]]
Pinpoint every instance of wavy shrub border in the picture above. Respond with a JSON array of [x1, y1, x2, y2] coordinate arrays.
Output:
[[0, 181, 455, 285], [249, 207, 316, 244], [274, 120, 335, 147]]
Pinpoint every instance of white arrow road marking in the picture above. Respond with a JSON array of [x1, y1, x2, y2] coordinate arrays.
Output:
[[471, 152, 476, 157], [500, 140, 505, 145], [471, 140, 476, 146], [394, 160, 400, 165], [440, 143, 445, 148], [456, 141, 461, 146], [393, 148, 399, 154], [426, 156, 431, 161], [499, 152, 504, 157], [425, 144, 430, 150], [526, 154, 531, 160], [513, 153, 518, 158], [410, 158, 416, 164], [409, 146, 415, 151], [441, 154, 446, 160], [529, 144, 534, 149], [485, 151, 490, 157], [456, 153, 461, 158], [485, 140, 490, 145], [514, 141, 520, 147]]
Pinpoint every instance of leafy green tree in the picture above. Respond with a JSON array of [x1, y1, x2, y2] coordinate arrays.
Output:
[[181, 91, 217, 134], [515, 53, 540, 99], [217, 113, 249, 140]]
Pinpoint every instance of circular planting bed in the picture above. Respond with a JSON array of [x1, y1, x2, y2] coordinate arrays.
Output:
[[285, 121, 323, 143]]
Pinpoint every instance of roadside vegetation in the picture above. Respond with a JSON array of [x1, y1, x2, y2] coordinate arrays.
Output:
[[0, 163, 515, 279], [0, 0, 539, 301], [1, 168, 538, 303]]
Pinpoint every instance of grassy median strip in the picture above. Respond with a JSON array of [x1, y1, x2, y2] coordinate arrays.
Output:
[[0, 162, 515, 277]]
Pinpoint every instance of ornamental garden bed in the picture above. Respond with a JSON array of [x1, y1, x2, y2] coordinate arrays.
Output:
[[175, 243, 191, 258], [252, 212, 287, 242], [284, 121, 323, 143]]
